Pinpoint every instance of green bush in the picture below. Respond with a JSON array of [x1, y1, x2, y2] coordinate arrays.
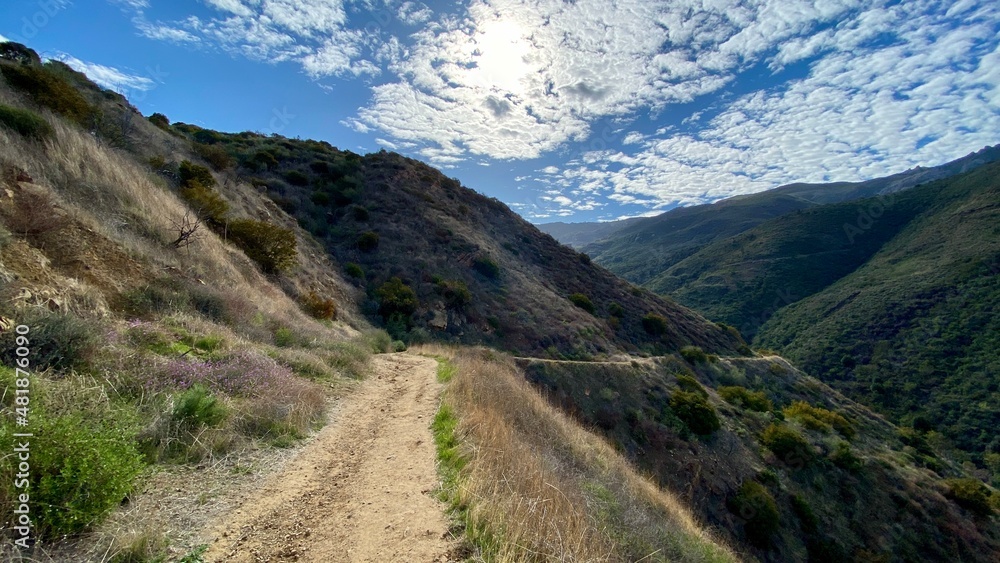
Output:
[[376, 277, 418, 319], [357, 231, 379, 252], [783, 401, 855, 439], [391, 340, 407, 352], [179, 182, 229, 224], [568, 293, 595, 314], [829, 441, 863, 472], [0, 309, 99, 372], [250, 151, 278, 171], [472, 255, 500, 279], [641, 313, 668, 335], [727, 481, 780, 549], [608, 302, 625, 318], [148, 112, 169, 129], [344, 262, 364, 279], [274, 327, 296, 347], [0, 62, 92, 124], [193, 142, 234, 171], [719, 386, 773, 412], [437, 279, 471, 309], [761, 423, 814, 466], [676, 374, 707, 397], [227, 219, 298, 274], [679, 345, 708, 363], [790, 494, 818, 534], [173, 385, 227, 428], [178, 160, 216, 189], [669, 390, 720, 435], [283, 170, 310, 186], [944, 478, 994, 517], [9, 413, 145, 537], [0, 103, 53, 140]]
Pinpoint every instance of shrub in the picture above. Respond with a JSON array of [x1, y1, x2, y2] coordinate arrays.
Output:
[[437, 279, 471, 309], [344, 262, 364, 279], [376, 277, 418, 319], [179, 182, 229, 224], [719, 386, 773, 412], [178, 160, 216, 189], [392, 340, 407, 352], [641, 313, 667, 335], [300, 290, 337, 320], [472, 255, 500, 279], [227, 218, 297, 274], [761, 424, 814, 467], [944, 478, 994, 517], [783, 401, 855, 439], [675, 374, 707, 397], [13, 413, 145, 537], [0, 62, 92, 123], [0, 103, 53, 139], [727, 481, 780, 549], [790, 494, 818, 534], [283, 170, 310, 186], [669, 390, 720, 435], [357, 230, 379, 252], [273, 327, 296, 347], [193, 142, 234, 171], [0, 309, 99, 372], [568, 293, 595, 314], [250, 151, 278, 171], [148, 112, 169, 129], [159, 351, 295, 396], [0, 187, 67, 238], [608, 302, 625, 318], [172, 384, 228, 428], [351, 205, 370, 221], [679, 345, 708, 363], [829, 441, 863, 472]]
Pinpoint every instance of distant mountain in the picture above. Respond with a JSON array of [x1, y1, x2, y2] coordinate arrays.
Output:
[[535, 217, 643, 249], [580, 145, 1000, 286]]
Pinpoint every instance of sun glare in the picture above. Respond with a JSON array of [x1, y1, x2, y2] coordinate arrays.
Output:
[[474, 19, 531, 93]]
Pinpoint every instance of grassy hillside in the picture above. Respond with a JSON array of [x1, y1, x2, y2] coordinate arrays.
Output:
[[426, 346, 738, 562], [755, 162, 1000, 466], [0, 43, 391, 558], [152, 127, 746, 359], [581, 145, 1000, 287], [518, 353, 1000, 561]]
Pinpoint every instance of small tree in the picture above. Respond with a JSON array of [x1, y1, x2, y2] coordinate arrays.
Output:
[[568, 293, 595, 314], [148, 112, 170, 129]]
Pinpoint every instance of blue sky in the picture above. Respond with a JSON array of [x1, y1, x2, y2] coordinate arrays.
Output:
[[2, 0, 999, 222]]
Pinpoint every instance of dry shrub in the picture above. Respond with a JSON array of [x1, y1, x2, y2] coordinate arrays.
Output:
[[235, 375, 326, 443], [1, 185, 67, 238], [440, 349, 736, 562]]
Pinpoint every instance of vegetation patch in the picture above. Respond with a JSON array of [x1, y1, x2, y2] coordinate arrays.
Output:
[[727, 481, 780, 549], [719, 386, 772, 412], [0, 103, 53, 140]]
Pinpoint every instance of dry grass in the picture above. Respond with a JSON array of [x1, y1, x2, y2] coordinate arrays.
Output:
[[424, 346, 738, 563]]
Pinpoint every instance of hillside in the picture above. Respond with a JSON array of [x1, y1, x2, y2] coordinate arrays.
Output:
[[754, 162, 1000, 463], [579, 145, 1000, 286], [516, 351, 1000, 561], [153, 127, 746, 359]]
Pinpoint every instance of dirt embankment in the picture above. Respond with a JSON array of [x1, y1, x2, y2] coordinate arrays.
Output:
[[202, 353, 457, 562]]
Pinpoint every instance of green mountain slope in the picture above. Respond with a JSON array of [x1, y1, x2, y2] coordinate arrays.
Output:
[[754, 162, 1000, 460], [581, 145, 1000, 287]]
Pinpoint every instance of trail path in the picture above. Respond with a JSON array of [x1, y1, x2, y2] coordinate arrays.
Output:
[[202, 353, 456, 562]]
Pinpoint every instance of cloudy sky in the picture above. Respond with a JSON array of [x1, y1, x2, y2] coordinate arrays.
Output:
[[2, 0, 998, 221]]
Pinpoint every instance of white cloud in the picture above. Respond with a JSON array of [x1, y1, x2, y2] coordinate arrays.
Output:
[[398, 2, 433, 26], [125, 0, 373, 77], [544, 0, 1000, 209], [0, 33, 9, 43], [55, 53, 155, 91]]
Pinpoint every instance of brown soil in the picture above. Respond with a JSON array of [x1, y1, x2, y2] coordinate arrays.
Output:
[[201, 353, 458, 562]]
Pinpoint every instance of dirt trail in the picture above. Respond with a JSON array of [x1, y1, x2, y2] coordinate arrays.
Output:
[[202, 353, 457, 562]]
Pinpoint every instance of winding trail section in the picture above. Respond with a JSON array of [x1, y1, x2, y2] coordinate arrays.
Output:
[[202, 353, 456, 562]]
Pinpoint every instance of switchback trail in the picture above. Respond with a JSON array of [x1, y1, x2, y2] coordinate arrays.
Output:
[[202, 353, 457, 562]]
